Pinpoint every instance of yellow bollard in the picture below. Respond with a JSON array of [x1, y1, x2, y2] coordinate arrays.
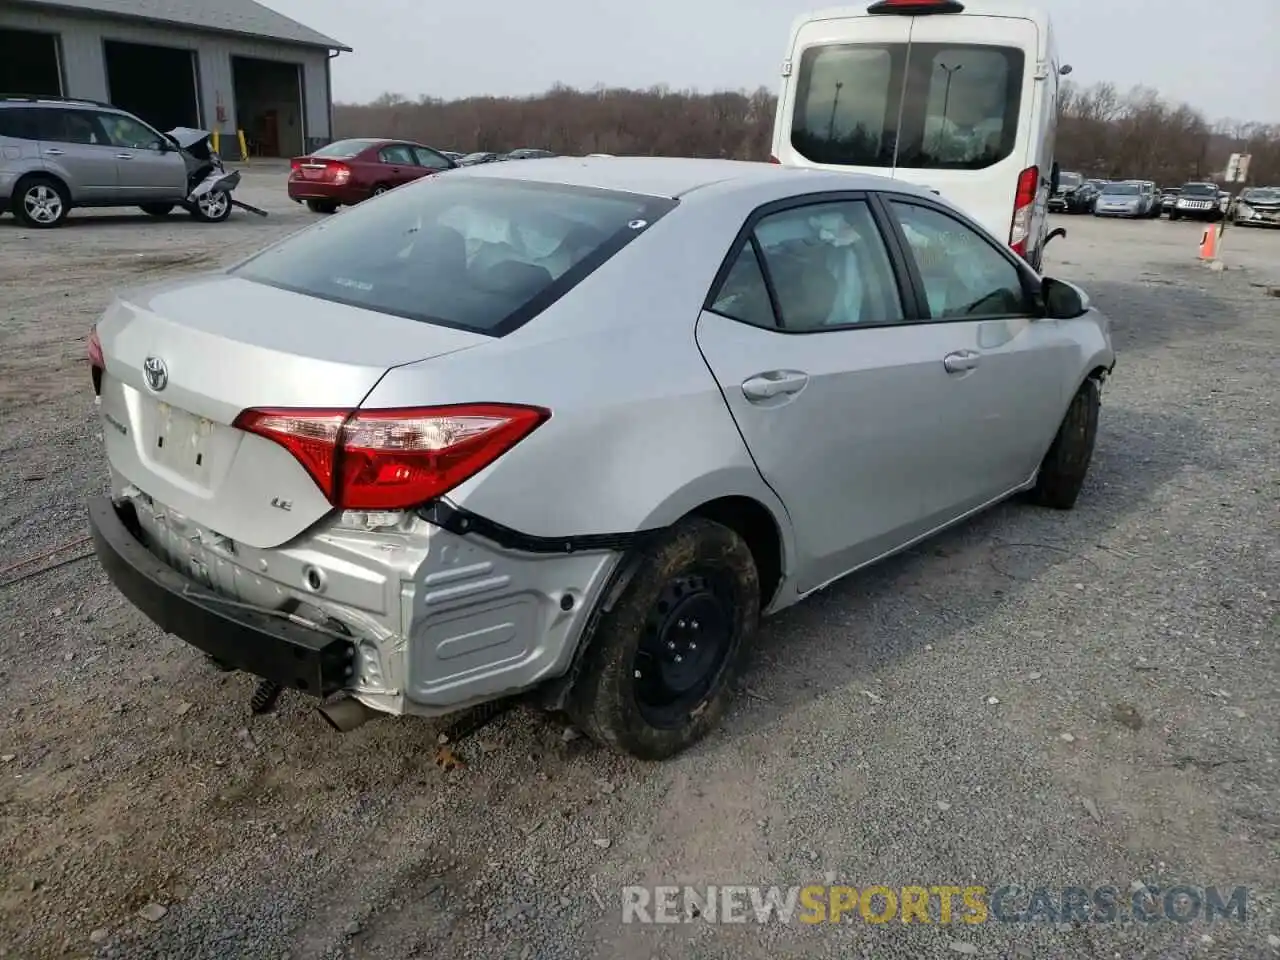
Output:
[[237, 130, 249, 163], [211, 130, 220, 156]]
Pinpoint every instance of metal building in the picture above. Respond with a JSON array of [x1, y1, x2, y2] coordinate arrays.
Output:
[[0, 0, 350, 157]]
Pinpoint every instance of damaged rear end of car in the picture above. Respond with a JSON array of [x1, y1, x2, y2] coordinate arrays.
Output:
[[87, 173, 675, 729]]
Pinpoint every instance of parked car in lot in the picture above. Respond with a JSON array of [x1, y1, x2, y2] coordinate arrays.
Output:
[[1159, 184, 1181, 216], [1093, 180, 1155, 218], [1048, 171, 1099, 214], [505, 148, 557, 160], [457, 151, 503, 166], [1231, 185, 1280, 227], [1169, 182, 1224, 221], [0, 94, 239, 227], [287, 138, 457, 213], [86, 157, 1114, 760]]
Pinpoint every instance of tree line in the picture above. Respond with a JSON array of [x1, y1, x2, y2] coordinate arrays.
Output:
[[333, 81, 1280, 187]]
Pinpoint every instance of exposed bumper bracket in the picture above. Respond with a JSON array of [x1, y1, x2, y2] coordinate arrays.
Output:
[[88, 496, 356, 697]]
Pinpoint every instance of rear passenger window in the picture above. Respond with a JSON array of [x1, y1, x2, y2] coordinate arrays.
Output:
[[709, 244, 776, 329], [379, 144, 415, 164], [754, 201, 904, 331], [34, 109, 107, 145], [889, 201, 1029, 319], [0, 109, 38, 140]]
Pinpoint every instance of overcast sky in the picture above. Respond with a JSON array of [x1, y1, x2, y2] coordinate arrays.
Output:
[[265, 0, 1278, 123]]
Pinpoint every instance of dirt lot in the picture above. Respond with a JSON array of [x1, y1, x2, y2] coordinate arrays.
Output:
[[1, 172, 1277, 960]]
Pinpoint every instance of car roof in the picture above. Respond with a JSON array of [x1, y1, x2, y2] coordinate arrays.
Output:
[[796, 1, 1051, 27], [449, 155, 931, 202]]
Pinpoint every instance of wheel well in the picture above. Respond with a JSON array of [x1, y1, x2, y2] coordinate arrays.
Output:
[[13, 170, 67, 197], [686, 496, 783, 609]]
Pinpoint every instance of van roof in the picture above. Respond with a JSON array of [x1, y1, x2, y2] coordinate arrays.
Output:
[[794, 1, 1051, 27]]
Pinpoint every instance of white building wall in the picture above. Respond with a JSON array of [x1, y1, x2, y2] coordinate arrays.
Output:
[[0, 6, 333, 143]]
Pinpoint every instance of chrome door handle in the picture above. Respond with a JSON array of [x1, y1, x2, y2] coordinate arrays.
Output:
[[43, 148, 63, 156], [116, 154, 132, 159], [742, 370, 809, 401], [942, 350, 980, 373]]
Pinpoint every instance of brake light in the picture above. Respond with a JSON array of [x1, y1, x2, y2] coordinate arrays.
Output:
[[290, 159, 301, 171], [87, 327, 104, 395], [233, 404, 550, 510], [867, 0, 964, 13], [1009, 165, 1039, 259], [328, 162, 351, 185]]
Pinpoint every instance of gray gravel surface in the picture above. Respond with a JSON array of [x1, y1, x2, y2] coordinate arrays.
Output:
[[1, 179, 1277, 960]]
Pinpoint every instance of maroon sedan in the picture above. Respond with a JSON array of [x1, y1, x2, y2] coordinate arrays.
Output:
[[287, 138, 457, 213]]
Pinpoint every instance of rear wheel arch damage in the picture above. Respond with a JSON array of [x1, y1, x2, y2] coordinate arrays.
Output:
[[538, 495, 786, 725]]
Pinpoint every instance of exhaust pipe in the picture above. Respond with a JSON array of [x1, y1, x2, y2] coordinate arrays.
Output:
[[317, 695, 378, 733]]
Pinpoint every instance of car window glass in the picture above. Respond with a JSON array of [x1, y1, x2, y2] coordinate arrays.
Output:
[[752, 201, 903, 330], [34, 109, 107, 145], [380, 144, 416, 164], [100, 114, 163, 149], [411, 146, 451, 169], [791, 42, 1023, 171], [709, 244, 777, 329], [889, 201, 1028, 320], [0, 108, 39, 139]]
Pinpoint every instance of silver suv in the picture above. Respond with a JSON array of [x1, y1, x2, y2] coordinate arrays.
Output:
[[0, 95, 231, 228]]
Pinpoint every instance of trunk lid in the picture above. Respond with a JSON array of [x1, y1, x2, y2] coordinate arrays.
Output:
[[95, 273, 488, 548], [290, 155, 349, 183]]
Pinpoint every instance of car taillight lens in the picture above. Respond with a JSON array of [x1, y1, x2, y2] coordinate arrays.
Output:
[[1009, 164, 1039, 259], [233, 404, 550, 510], [87, 327, 104, 395], [329, 162, 351, 185]]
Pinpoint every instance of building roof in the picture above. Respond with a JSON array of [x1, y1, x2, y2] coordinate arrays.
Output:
[[13, 0, 350, 51]]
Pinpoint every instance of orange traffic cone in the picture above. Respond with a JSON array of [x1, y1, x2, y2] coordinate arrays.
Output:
[[1198, 223, 1220, 260]]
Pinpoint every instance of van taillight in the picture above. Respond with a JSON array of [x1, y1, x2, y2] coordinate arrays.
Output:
[[1009, 165, 1039, 259], [867, 0, 965, 13], [87, 327, 104, 395]]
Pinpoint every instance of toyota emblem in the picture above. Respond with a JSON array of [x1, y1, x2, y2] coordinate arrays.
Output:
[[142, 356, 168, 392]]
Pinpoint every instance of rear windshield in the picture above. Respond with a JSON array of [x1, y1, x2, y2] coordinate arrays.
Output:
[[1102, 183, 1140, 195], [1245, 188, 1280, 201], [231, 177, 675, 336], [311, 139, 379, 158], [791, 42, 1025, 170], [1059, 173, 1083, 187], [1181, 184, 1216, 196]]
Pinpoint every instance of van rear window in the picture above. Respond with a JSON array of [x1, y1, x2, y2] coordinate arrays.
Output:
[[791, 43, 1025, 171]]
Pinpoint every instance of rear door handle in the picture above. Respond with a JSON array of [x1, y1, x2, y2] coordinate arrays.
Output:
[[942, 350, 980, 373], [43, 148, 63, 156], [742, 370, 809, 401], [115, 154, 132, 159]]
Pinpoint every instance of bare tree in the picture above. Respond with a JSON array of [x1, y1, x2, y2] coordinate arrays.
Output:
[[332, 81, 1280, 184]]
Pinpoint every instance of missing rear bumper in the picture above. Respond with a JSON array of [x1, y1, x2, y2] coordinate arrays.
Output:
[[87, 496, 356, 696]]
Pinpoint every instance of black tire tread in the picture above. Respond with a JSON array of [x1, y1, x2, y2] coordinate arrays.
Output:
[[567, 517, 759, 760], [1029, 377, 1101, 510], [11, 174, 69, 228]]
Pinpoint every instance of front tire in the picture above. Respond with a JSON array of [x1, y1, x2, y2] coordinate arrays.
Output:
[[568, 517, 759, 760], [1028, 377, 1101, 511], [12, 175, 70, 228], [188, 189, 232, 223]]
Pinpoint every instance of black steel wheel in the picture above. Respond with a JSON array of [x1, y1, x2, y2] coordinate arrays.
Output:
[[568, 517, 759, 760]]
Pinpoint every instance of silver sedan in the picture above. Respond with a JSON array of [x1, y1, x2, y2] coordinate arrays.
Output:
[[86, 158, 1115, 760]]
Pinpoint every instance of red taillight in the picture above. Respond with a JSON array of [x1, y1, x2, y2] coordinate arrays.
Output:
[[233, 404, 550, 510], [768, 155, 781, 164], [328, 161, 351, 185], [87, 327, 104, 395], [867, 0, 964, 13], [1009, 165, 1039, 259], [290, 159, 301, 171]]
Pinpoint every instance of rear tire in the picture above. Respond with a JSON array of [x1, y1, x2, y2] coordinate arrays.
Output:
[[139, 203, 175, 217], [567, 517, 759, 760], [305, 199, 337, 214], [1028, 377, 1101, 511], [12, 175, 70, 228], [370, 183, 390, 197]]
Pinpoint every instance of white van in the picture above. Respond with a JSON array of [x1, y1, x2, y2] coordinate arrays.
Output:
[[771, 0, 1067, 269]]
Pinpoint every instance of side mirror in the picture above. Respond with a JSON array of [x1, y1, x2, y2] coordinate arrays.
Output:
[[1042, 276, 1088, 319]]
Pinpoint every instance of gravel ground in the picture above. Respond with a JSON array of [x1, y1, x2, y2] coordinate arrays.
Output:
[[1, 176, 1277, 960]]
